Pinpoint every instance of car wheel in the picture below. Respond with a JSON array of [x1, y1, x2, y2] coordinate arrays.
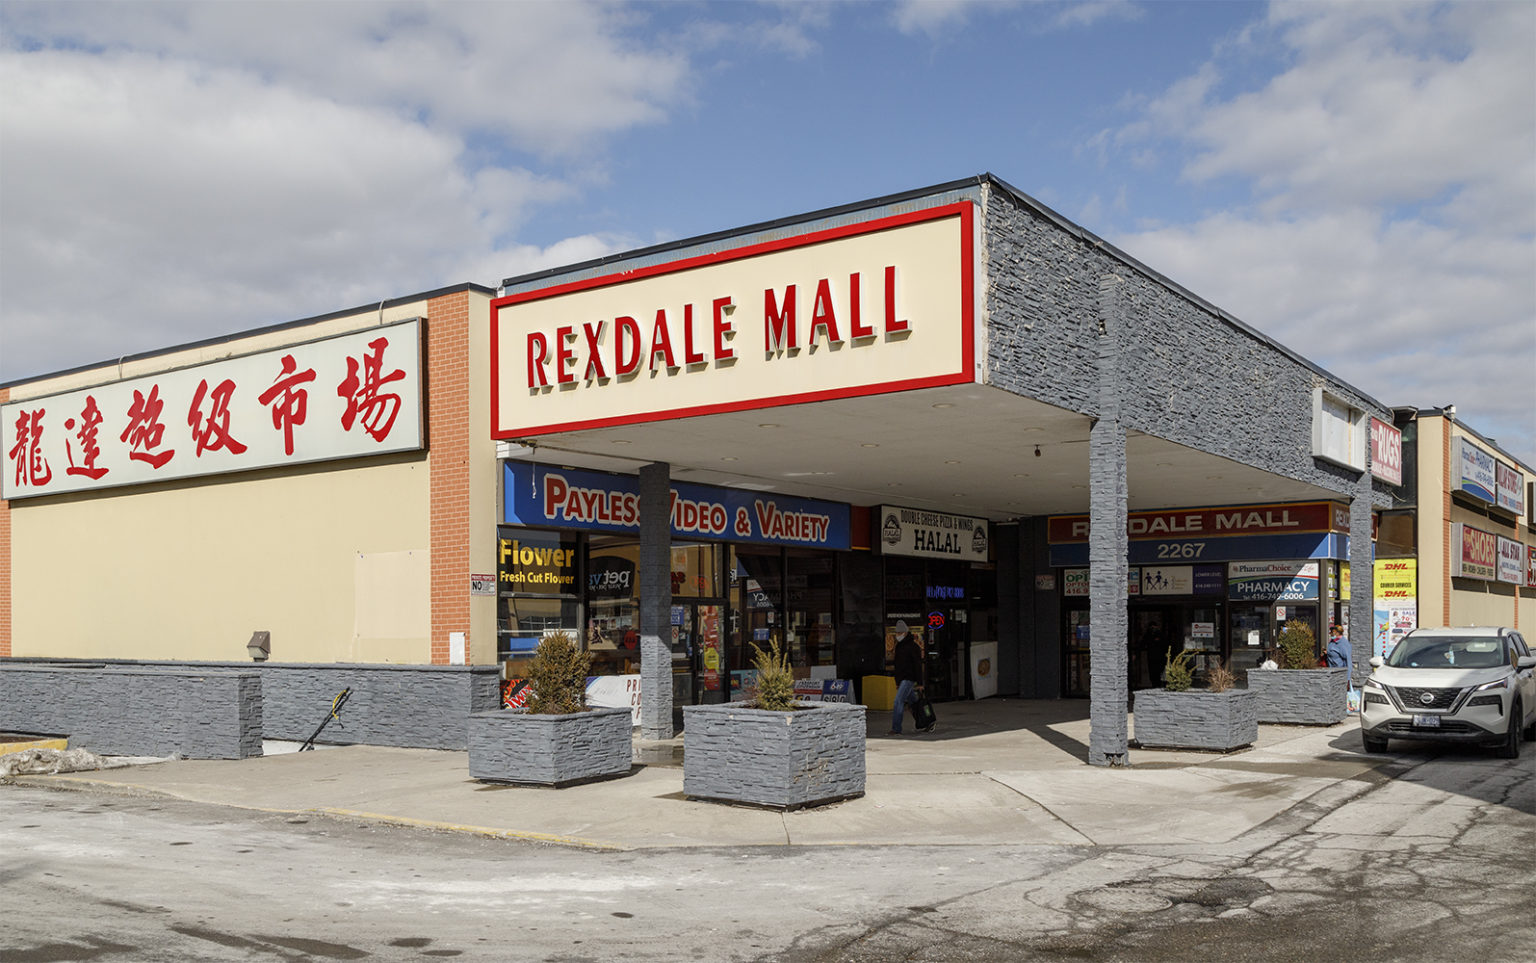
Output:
[[1496, 700, 1522, 760], [1362, 733, 1388, 754]]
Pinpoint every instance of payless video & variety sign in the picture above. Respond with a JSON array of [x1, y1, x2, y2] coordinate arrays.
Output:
[[490, 204, 976, 437], [3, 320, 424, 499], [503, 462, 851, 550]]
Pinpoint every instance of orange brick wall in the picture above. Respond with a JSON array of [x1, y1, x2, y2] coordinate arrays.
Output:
[[428, 291, 472, 665], [1, 385, 9, 657]]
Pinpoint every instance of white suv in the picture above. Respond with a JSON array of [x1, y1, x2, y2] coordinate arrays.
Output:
[[1360, 626, 1536, 758]]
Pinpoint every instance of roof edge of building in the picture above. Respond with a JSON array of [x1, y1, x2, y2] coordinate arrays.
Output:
[[980, 173, 1395, 421]]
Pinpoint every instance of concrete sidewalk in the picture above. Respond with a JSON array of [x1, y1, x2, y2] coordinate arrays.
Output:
[[11, 699, 1383, 851]]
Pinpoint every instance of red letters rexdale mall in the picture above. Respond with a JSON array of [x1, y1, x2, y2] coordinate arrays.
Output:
[[492, 204, 976, 438]]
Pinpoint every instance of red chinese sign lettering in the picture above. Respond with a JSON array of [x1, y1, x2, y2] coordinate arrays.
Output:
[[188, 378, 248, 457], [258, 354, 316, 456], [64, 396, 109, 479], [338, 336, 406, 442], [8, 408, 53, 487], [120, 385, 176, 468]]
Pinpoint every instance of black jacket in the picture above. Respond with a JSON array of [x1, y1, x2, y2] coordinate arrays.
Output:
[[893, 636, 923, 685]]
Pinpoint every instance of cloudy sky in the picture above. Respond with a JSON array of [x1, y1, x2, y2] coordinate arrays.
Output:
[[2, 0, 1532, 463]]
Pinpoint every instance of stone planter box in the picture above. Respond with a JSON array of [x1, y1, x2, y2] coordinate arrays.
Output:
[[468, 706, 633, 787], [1133, 688, 1258, 751], [682, 701, 866, 809], [1246, 667, 1348, 725]]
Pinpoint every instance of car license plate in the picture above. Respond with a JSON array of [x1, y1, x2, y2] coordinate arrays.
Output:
[[1412, 714, 1441, 728]]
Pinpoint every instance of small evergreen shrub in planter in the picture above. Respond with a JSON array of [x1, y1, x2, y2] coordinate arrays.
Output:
[[1133, 651, 1258, 752], [1248, 625, 1348, 725], [682, 641, 866, 809], [467, 632, 634, 787]]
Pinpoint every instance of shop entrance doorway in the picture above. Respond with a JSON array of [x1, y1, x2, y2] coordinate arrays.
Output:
[[922, 606, 970, 701], [1129, 606, 1181, 691], [674, 601, 729, 705]]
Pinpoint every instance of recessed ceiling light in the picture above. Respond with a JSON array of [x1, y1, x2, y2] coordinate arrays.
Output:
[[932, 403, 954, 409], [758, 423, 780, 429], [944, 459, 961, 465], [611, 439, 631, 445], [721, 456, 738, 462], [1013, 473, 1030, 478], [861, 443, 879, 448]]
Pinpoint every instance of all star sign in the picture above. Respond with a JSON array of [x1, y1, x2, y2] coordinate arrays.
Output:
[[491, 204, 977, 437]]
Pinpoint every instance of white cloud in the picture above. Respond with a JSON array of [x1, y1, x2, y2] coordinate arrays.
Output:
[[0, 1, 694, 381], [1109, 0, 1536, 464], [892, 0, 1140, 36], [0, 1, 690, 156]]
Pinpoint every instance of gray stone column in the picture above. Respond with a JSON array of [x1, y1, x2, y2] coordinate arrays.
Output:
[[1089, 275, 1129, 767], [1348, 457, 1374, 687], [638, 462, 674, 740]]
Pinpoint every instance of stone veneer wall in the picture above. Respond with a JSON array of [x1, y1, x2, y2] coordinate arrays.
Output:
[[467, 706, 633, 785], [0, 664, 262, 759], [682, 701, 866, 809], [981, 181, 1392, 759], [1133, 688, 1259, 751], [982, 184, 1385, 478], [0, 658, 500, 750], [1246, 668, 1349, 725]]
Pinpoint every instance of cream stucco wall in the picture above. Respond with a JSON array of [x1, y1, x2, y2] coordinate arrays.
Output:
[[467, 289, 501, 664], [1414, 413, 1534, 632], [1417, 416, 1449, 627], [11, 454, 429, 661], [8, 301, 436, 662]]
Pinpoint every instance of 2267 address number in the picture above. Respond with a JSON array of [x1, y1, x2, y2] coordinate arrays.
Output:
[[1155, 542, 1206, 559]]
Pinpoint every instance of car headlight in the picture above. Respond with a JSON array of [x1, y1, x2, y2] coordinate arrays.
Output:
[[1473, 678, 1508, 692], [1363, 677, 1385, 690]]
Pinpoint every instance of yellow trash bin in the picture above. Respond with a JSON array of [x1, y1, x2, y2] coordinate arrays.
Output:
[[861, 674, 896, 711]]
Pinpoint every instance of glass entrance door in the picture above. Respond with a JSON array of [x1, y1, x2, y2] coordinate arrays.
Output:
[[923, 606, 970, 701]]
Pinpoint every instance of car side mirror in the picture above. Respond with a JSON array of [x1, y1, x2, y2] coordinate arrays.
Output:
[[1368, 656, 1384, 668], [1517, 655, 1536, 670]]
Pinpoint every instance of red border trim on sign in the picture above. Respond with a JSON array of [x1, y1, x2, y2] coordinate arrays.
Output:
[[490, 202, 976, 439]]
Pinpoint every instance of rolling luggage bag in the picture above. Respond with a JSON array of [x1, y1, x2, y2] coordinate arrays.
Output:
[[909, 694, 937, 733]]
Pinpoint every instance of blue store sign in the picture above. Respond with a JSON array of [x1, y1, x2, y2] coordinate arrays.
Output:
[[1227, 560, 1321, 601], [503, 462, 852, 550], [1048, 532, 1346, 568]]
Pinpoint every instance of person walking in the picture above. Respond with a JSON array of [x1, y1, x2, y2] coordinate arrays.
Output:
[[889, 620, 924, 735], [1327, 623, 1353, 678]]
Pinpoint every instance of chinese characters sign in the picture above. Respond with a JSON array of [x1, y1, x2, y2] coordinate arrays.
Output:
[[3, 320, 422, 500]]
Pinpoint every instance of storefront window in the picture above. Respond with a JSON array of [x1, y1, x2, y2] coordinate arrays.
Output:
[[1228, 603, 1273, 674], [671, 542, 723, 598], [588, 536, 640, 676], [496, 527, 581, 661], [1376, 511, 1415, 557], [787, 551, 836, 667], [1065, 608, 1091, 697]]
